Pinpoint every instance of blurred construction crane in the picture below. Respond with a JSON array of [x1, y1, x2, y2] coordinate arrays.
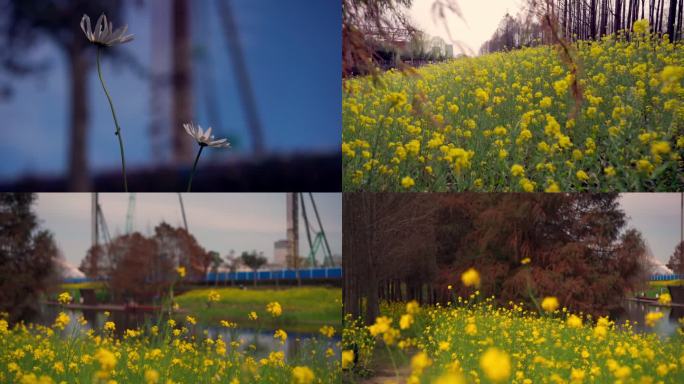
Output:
[[286, 193, 334, 273], [91, 193, 112, 248]]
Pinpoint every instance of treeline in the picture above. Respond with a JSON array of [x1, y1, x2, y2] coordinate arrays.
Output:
[[0, 194, 61, 322], [343, 193, 650, 324], [481, 0, 683, 54]]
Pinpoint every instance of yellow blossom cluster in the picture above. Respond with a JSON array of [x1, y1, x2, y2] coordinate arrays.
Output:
[[343, 30, 683, 191], [0, 310, 339, 383], [343, 268, 684, 383]]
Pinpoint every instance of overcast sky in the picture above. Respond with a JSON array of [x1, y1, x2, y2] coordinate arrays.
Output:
[[620, 193, 682, 265], [33, 193, 682, 269], [35, 193, 341, 268], [408, 0, 525, 55]]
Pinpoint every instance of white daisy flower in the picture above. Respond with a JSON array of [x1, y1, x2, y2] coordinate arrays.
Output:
[[184, 123, 231, 148], [80, 13, 134, 46]]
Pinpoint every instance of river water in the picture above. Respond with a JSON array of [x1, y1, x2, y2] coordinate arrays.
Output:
[[37, 305, 340, 360], [614, 300, 683, 338]]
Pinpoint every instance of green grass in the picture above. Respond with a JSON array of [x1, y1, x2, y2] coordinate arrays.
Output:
[[59, 282, 105, 290], [649, 279, 684, 287], [175, 287, 341, 332]]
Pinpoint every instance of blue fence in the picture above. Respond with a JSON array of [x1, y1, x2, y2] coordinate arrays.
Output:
[[64, 268, 342, 284], [63, 277, 94, 284], [205, 267, 342, 282], [650, 274, 684, 281]]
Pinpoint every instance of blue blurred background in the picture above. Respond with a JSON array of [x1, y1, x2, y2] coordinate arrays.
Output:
[[0, 0, 341, 191]]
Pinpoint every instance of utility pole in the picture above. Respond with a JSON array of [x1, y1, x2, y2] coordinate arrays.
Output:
[[91, 193, 98, 247], [286, 193, 300, 285], [178, 193, 188, 232]]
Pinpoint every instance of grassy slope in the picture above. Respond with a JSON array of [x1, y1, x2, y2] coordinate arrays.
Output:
[[175, 287, 341, 332]]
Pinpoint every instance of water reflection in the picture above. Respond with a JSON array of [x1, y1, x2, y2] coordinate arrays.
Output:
[[38, 305, 340, 360], [614, 300, 683, 337]]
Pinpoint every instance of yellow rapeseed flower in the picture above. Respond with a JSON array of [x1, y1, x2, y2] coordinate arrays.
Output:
[[176, 266, 186, 278], [266, 301, 282, 317], [274, 329, 287, 344], [400, 314, 414, 330], [658, 293, 672, 305], [319, 325, 335, 338], [645, 311, 664, 327], [406, 300, 420, 314], [95, 348, 117, 371], [410, 351, 432, 375], [461, 268, 481, 288], [368, 316, 392, 336], [104, 321, 115, 332], [511, 164, 525, 177], [541, 297, 559, 312], [57, 292, 72, 305], [567, 314, 583, 328], [342, 350, 354, 369], [576, 170, 590, 182], [144, 369, 159, 384], [401, 176, 415, 189], [53, 312, 70, 330], [480, 347, 511, 382], [207, 290, 221, 303], [633, 19, 649, 34], [291, 366, 315, 384]]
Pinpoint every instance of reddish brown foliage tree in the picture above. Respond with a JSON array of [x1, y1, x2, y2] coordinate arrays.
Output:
[[107, 233, 171, 303], [80, 223, 210, 302], [344, 193, 649, 320]]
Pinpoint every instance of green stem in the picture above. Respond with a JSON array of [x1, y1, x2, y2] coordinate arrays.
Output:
[[384, 342, 400, 381], [97, 47, 128, 192], [187, 145, 205, 192]]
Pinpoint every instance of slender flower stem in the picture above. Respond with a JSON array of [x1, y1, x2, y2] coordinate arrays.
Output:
[[187, 145, 205, 192], [97, 47, 128, 192]]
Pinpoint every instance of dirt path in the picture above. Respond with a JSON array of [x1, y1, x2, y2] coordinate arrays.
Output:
[[359, 365, 411, 383]]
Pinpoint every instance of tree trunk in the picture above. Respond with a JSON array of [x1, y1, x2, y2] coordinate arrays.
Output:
[[668, 0, 678, 41], [616, 0, 623, 33], [591, 0, 597, 39], [600, 0, 608, 36], [67, 44, 90, 191], [365, 270, 379, 325], [658, 0, 665, 33], [677, 0, 683, 40]]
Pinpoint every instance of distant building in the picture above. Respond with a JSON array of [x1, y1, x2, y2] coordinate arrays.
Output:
[[273, 239, 290, 267], [332, 254, 342, 267], [445, 44, 453, 58]]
